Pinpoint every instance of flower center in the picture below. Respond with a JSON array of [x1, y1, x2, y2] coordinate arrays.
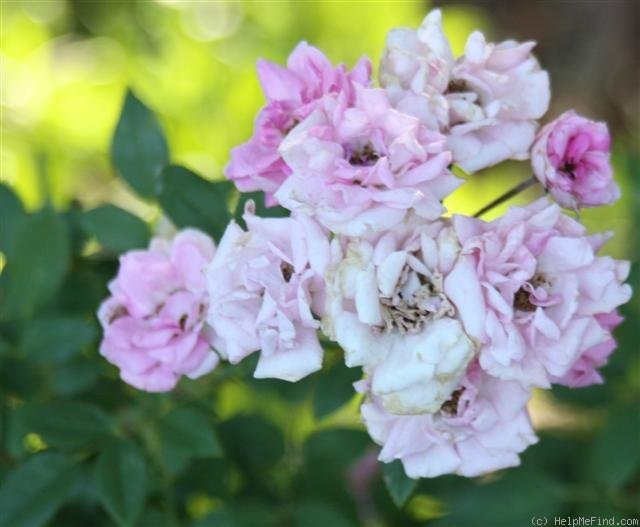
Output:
[[446, 78, 468, 94], [440, 387, 464, 415], [514, 287, 536, 312], [560, 161, 577, 180], [378, 263, 455, 334], [280, 261, 294, 282], [348, 142, 380, 166], [513, 274, 551, 312]]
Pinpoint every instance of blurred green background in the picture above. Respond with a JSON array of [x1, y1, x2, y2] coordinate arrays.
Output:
[[0, 1, 638, 526]]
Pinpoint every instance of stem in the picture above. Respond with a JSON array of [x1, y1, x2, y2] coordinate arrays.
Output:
[[473, 175, 539, 218]]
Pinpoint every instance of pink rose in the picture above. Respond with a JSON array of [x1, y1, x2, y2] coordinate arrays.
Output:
[[206, 203, 329, 382], [445, 199, 632, 387], [225, 42, 371, 206], [358, 361, 537, 478], [379, 10, 550, 173], [531, 111, 620, 209], [323, 217, 476, 414], [276, 86, 460, 235], [558, 311, 623, 387], [98, 229, 218, 392], [379, 9, 454, 94]]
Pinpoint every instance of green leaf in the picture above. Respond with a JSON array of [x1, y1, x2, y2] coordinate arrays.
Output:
[[50, 358, 103, 396], [191, 507, 236, 527], [81, 205, 150, 252], [293, 500, 355, 527], [587, 406, 640, 489], [17, 401, 113, 450], [0, 208, 70, 318], [312, 361, 361, 419], [382, 460, 418, 508], [297, 429, 371, 514], [218, 415, 285, 472], [428, 469, 566, 527], [21, 315, 97, 363], [158, 406, 223, 476], [0, 183, 26, 253], [0, 452, 76, 527], [137, 507, 172, 527], [111, 90, 169, 199], [95, 440, 148, 527], [157, 165, 232, 240], [233, 191, 289, 228]]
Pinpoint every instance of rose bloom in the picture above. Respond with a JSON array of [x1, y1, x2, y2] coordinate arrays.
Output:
[[98, 229, 218, 392], [379, 9, 550, 173], [444, 199, 632, 387], [276, 85, 460, 236], [225, 42, 371, 206], [531, 110, 620, 209], [323, 216, 476, 415], [358, 360, 537, 478], [206, 203, 329, 382]]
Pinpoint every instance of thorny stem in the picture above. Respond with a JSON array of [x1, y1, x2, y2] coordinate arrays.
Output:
[[473, 175, 539, 218]]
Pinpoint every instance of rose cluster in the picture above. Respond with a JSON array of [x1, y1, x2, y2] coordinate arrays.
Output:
[[98, 10, 631, 479]]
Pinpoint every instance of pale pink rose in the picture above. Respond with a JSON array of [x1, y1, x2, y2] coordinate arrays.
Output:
[[531, 111, 620, 209], [444, 199, 632, 387], [225, 42, 371, 206], [446, 32, 550, 172], [98, 229, 218, 392], [558, 311, 623, 387], [323, 217, 476, 414], [379, 9, 454, 94], [358, 361, 537, 478], [276, 86, 460, 236], [206, 203, 329, 381], [379, 11, 550, 172]]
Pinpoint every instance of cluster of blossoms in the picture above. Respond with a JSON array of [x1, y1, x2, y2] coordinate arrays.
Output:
[[98, 11, 631, 479]]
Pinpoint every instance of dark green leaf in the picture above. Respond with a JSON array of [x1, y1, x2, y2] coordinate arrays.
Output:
[[17, 401, 113, 450], [50, 358, 103, 396], [428, 469, 566, 527], [158, 406, 222, 476], [0, 357, 44, 401], [0, 452, 76, 527], [297, 429, 372, 516], [293, 500, 355, 527], [0, 183, 26, 253], [137, 507, 172, 527], [312, 361, 360, 419], [233, 190, 289, 228], [157, 165, 232, 240], [191, 507, 236, 527], [111, 90, 169, 199], [81, 205, 150, 252], [95, 440, 148, 527], [382, 460, 418, 508], [21, 316, 97, 363], [218, 415, 285, 472], [0, 208, 70, 318], [587, 406, 640, 489]]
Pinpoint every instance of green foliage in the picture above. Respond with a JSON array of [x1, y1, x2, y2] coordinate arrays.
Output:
[[14, 402, 114, 450], [157, 406, 223, 476], [81, 205, 150, 253], [21, 316, 97, 364], [382, 460, 418, 508], [0, 207, 70, 318], [94, 440, 149, 527], [157, 165, 233, 241], [111, 90, 169, 200], [0, 453, 77, 527]]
